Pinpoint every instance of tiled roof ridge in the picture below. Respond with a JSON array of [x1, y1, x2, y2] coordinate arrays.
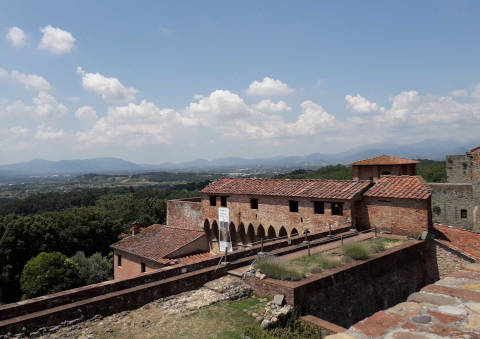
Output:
[[145, 224, 204, 233], [364, 175, 431, 199], [210, 176, 368, 182], [350, 154, 420, 165]]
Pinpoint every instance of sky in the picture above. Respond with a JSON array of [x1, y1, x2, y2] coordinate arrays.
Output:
[[1, 1, 480, 165]]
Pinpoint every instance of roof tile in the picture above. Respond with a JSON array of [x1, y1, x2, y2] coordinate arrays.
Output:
[[111, 225, 205, 263], [351, 155, 419, 166], [201, 178, 371, 200], [364, 175, 431, 199]]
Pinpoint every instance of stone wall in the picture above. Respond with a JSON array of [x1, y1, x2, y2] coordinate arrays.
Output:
[[166, 198, 202, 230], [360, 197, 431, 236], [430, 183, 474, 230], [446, 154, 472, 183], [430, 240, 475, 279]]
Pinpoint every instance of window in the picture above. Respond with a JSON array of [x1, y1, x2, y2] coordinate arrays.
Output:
[[331, 202, 343, 216], [289, 200, 299, 213], [117, 255, 122, 266], [221, 196, 227, 207], [141, 262, 146, 273], [250, 198, 258, 209], [461, 209, 468, 219], [314, 201, 324, 214], [209, 195, 216, 206]]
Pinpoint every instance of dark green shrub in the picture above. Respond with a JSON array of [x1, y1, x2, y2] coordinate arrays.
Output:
[[255, 259, 304, 281], [341, 242, 370, 260], [70, 251, 112, 285]]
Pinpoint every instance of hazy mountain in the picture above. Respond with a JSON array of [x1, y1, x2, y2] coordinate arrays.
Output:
[[0, 139, 477, 177]]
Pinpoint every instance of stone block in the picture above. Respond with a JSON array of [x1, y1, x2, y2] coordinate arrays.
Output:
[[352, 311, 406, 338], [273, 294, 285, 306], [407, 292, 458, 306]]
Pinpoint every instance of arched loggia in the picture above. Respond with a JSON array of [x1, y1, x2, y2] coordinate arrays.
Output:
[[291, 228, 299, 237], [279, 226, 288, 238], [267, 225, 276, 239], [247, 224, 256, 243], [237, 223, 247, 245]]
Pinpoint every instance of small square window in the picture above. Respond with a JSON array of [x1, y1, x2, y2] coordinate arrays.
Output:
[[141, 262, 146, 273], [117, 255, 122, 266], [250, 198, 258, 209], [221, 196, 227, 207], [332, 202, 343, 216], [289, 200, 299, 213], [209, 196, 216, 206], [314, 201, 324, 214], [461, 209, 467, 219]]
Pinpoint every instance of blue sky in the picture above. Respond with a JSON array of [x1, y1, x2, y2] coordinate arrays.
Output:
[[1, 1, 480, 164]]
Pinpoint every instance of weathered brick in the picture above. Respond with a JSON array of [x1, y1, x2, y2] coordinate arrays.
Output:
[[422, 284, 480, 303], [352, 311, 406, 337], [427, 310, 462, 323]]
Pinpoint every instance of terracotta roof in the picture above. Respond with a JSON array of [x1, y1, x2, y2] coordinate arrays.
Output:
[[350, 155, 419, 166], [176, 252, 214, 264], [364, 175, 431, 199], [111, 225, 205, 264], [201, 178, 371, 200], [434, 224, 480, 261]]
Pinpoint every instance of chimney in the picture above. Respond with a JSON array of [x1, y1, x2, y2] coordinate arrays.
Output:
[[131, 221, 141, 236]]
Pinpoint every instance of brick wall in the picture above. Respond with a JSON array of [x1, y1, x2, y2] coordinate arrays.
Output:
[[201, 193, 356, 236], [166, 198, 202, 230], [113, 251, 164, 280], [353, 164, 416, 181], [360, 197, 431, 236], [429, 183, 474, 230], [430, 240, 475, 279]]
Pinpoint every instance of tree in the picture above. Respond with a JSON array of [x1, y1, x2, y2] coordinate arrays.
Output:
[[20, 252, 82, 300], [70, 251, 111, 285]]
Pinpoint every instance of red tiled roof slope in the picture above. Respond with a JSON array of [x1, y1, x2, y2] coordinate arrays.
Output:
[[111, 225, 205, 263], [201, 178, 371, 200], [364, 175, 431, 199], [434, 224, 480, 261], [350, 155, 419, 166]]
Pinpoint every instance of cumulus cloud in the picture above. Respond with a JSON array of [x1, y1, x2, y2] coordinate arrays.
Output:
[[246, 77, 295, 96], [451, 89, 468, 97], [10, 70, 51, 91], [9, 126, 29, 136], [345, 94, 385, 113], [35, 125, 65, 140], [6, 26, 27, 47], [0, 68, 8, 79], [38, 25, 75, 54], [75, 106, 98, 122], [252, 99, 291, 112], [77, 100, 176, 146], [6, 91, 67, 117], [472, 84, 480, 100], [77, 67, 138, 104]]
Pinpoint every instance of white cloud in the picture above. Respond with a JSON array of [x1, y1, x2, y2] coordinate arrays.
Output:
[[35, 125, 65, 140], [38, 25, 75, 54], [246, 77, 295, 96], [345, 94, 385, 113], [472, 84, 480, 99], [451, 89, 468, 97], [75, 106, 98, 122], [0, 68, 7, 79], [252, 99, 291, 112], [6, 91, 67, 117], [77, 67, 138, 104], [6, 27, 27, 47], [10, 70, 51, 91], [77, 100, 176, 146], [9, 126, 29, 136]]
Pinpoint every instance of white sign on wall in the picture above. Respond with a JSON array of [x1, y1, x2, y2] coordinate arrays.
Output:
[[218, 207, 232, 252]]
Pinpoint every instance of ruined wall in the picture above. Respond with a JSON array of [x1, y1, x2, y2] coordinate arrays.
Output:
[[166, 198, 202, 230], [202, 194, 357, 235], [447, 155, 472, 183], [429, 183, 474, 230], [360, 197, 431, 236], [113, 251, 164, 280]]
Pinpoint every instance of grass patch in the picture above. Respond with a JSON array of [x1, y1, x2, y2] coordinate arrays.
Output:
[[364, 237, 399, 253], [255, 259, 304, 281], [341, 242, 370, 260]]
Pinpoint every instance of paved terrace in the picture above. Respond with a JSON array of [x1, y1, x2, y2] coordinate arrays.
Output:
[[328, 263, 480, 338]]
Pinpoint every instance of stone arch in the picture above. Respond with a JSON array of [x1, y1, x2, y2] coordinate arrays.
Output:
[[237, 223, 247, 244], [291, 228, 299, 237], [279, 226, 288, 238], [229, 222, 237, 246], [204, 219, 211, 237], [247, 224, 256, 243], [257, 224, 266, 240], [211, 220, 219, 240], [267, 225, 276, 239]]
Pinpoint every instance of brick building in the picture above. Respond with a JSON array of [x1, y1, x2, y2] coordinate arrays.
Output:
[[430, 146, 480, 231], [111, 154, 432, 279]]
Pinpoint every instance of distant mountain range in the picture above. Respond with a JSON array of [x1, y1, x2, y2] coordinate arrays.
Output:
[[0, 139, 477, 178]]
